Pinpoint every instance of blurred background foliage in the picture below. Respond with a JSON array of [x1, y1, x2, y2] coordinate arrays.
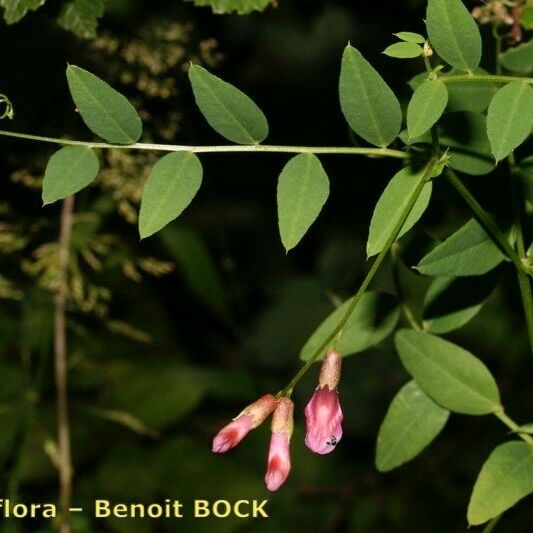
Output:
[[0, 0, 532, 531]]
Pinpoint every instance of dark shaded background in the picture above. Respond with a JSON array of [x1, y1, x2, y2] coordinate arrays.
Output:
[[0, 0, 531, 531]]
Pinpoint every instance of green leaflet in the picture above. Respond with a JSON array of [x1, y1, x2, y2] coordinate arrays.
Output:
[[277, 153, 330, 252], [468, 441, 533, 525], [42, 146, 99, 205], [139, 152, 203, 239], [393, 32, 425, 44], [375, 381, 449, 472], [57, 0, 105, 39], [439, 112, 494, 176], [188, 64, 268, 145], [1, 0, 45, 24], [416, 219, 506, 277], [500, 39, 533, 74], [367, 166, 433, 257], [339, 45, 402, 147], [66, 65, 142, 145], [426, 0, 482, 72], [407, 80, 448, 139], [184, 0, 276, 14], [487, 81, 533, 162], [300, 292, 399, 361], [395, 329, 501, 415], [383, 42, 422, 59], [422, 271, 499, 334]]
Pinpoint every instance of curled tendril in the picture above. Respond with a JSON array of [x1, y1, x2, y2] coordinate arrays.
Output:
[[0, 94, 14, 120]]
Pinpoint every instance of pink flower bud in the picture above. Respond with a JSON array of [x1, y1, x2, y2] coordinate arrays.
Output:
[[265, 397, 293, 492], [212, 394, 277, 453], [305, 350, 343, 454]]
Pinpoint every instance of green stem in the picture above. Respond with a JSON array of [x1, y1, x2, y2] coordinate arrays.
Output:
[[445, 169, 525, 272], [280, 157, 438, 396], [0, 130, 407, 159], [508, 154, 533, 356], [440, 74, 533, 85], [494, 409, 533, 444], [516, 271, 533, 355]]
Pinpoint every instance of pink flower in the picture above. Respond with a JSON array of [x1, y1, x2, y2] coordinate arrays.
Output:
[[304, 385, 343, 454], [212, 394, 277, 454], [212, 414, 253, 453], [265, 397, 293, 492], [304, 349, 343, 454]]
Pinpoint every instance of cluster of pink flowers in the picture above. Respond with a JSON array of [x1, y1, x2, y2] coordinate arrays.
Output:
[[212, 350, 343, 491]]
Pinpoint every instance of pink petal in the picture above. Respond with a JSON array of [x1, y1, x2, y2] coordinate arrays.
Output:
[[212, 414, 253, 453], [304, 386, 343, 455]]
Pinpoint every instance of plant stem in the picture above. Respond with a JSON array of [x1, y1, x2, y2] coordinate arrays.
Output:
[[0, 130, 407, 159], [509, 154, 533, 357], [55, 195, 75, 533], [440, 74, 533, 85], [280, 157, 438, 396], [494, 409, 533, 444], [445, 169, 525, 272]]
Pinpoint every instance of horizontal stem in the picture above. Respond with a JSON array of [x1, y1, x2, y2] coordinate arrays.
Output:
[[440, 74, 533, 85], [0, 130, 407, 159]]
